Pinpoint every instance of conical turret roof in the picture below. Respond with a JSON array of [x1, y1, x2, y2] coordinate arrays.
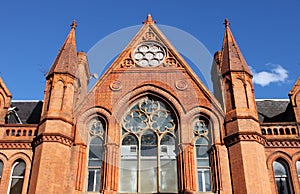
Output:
[[46, 20, 78, 78], [220, 19, 252, 76]]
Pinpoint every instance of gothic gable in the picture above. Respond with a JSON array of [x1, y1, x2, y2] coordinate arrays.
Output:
[[83, 15, 223, 118]]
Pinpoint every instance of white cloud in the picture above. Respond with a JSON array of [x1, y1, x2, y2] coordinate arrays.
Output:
[[250, 64, 288, 87]]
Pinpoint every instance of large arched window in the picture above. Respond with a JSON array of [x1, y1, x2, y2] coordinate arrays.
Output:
[[87, 117, 106, 192], [120, 97, 178, 193], [296, 161, 300, 182], [8, 159, 26, 194], [193, 118, 212, 192], [273, 160, 292, 194]]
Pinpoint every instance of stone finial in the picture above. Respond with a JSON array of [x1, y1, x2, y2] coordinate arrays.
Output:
[[143, 14, 156, 24], [70, 20, 77, 29], [224, 18, 230, 27]]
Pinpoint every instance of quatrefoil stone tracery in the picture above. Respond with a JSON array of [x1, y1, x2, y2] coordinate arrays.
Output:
[[122, 98, 175, 133]]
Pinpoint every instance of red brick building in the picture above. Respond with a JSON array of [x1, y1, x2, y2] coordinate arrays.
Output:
[[0, 15, 299, 194]]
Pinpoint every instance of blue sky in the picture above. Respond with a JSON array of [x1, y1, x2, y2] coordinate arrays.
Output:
[[0, 1, 299, 100]]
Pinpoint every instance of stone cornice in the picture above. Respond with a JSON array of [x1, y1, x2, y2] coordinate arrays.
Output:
[[33, 133, 74, 147], [224, 131, 266, 147], [265, 138, 300, 148]]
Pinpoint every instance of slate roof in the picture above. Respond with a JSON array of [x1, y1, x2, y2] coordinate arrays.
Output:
[[4, 99, 296, 124], [256, 99, 296, 123], [6, 100, 43, 124]]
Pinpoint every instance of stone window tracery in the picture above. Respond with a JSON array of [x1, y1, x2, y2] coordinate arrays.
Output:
[[193, 117, 212, 192], [120, 97, 178, 193], [87, 117, 106, 192]]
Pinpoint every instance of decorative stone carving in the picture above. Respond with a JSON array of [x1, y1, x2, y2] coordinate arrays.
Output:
[[0, 142, 31, 149], [265, 139, 300, 147], [175, 80, 188, 91], [121, 58, 135, 68], [193, 119, 209, 136], [88, 117, 105, 138], [33, 133, 73, 147], [109, 81, 122, 91], [224, 132, 266, 147]]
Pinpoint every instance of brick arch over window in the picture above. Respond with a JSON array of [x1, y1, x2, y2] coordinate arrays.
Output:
[[267, 152, 294, 194], [7, 153, 31, 194]]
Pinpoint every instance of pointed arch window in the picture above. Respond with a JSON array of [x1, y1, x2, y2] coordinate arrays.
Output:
[[296, 161, 300, 182], [273, 160, 292, 194], [0, 160, 3, 182], [8, 159, 26, 194], [193, 118, 212, 192], [87, 117, 106, 192], [120, 97, 178, 193]]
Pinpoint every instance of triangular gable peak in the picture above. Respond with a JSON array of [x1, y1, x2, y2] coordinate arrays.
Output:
[[113, 17, 184, 70], [85, 15, 223, 117]]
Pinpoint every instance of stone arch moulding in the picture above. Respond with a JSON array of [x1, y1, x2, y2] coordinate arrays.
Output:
[[291, 151, 300, 163], [0, 153, 8, 162], [75, 106, 111, 144], [112, 84, 185, 122], [185, 106, 223, 144]]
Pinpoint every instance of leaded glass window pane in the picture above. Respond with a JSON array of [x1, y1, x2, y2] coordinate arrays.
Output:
[[9, 160, 25, 194], [197, 169, 211, 192], [120, 160, 138, 192], [273, 160, 291, 194], [160, 134, 177, 193], [140, 159, 157, 193], [195, 135, 211, 192], [141, 130, 157, 156], [120, 135, 138, 193], [88, 169, 101, 192], [87, 137, 103, 192]]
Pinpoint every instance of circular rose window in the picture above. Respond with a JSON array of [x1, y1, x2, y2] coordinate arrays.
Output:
[[133, 42, 166, 67]]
